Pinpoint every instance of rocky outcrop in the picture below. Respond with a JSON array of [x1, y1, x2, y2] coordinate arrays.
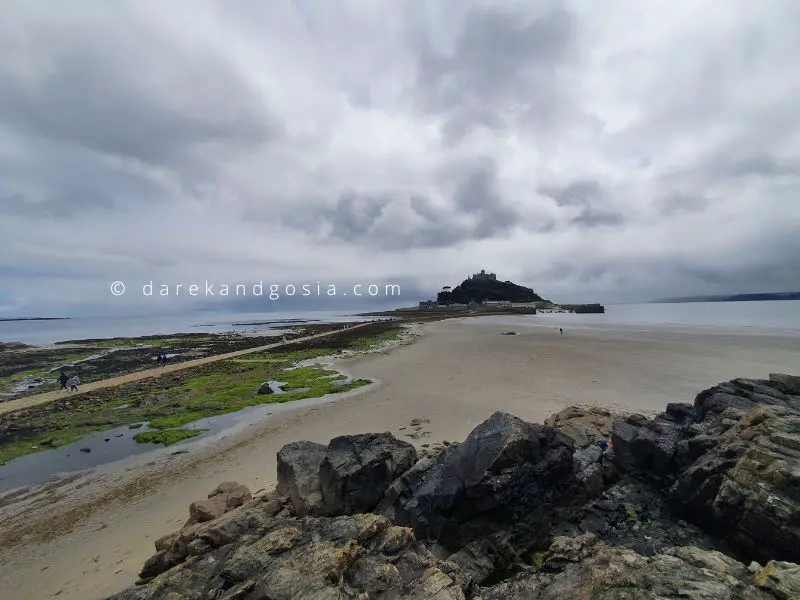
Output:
[[474, 533, 781, 600], [140, 490, 289, 579], [607, 374, 800, 564], [669, 403, 800, 563], [111, 373, 800, 600], [378, 411, 575, 552], [111, 512, 466, 600]]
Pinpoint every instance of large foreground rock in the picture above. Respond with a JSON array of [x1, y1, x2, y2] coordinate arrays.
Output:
[[379, 411, 575, 551], [276, 441, 327, 516], [320, 432, 417, 515]]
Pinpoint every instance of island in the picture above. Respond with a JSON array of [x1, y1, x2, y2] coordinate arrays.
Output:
[[362, 269, 605, 318]]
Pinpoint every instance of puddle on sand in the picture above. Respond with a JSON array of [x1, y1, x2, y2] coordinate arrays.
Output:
[[0, 375, 376, 493]]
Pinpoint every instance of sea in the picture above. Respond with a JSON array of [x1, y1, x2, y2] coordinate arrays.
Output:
[[483, 300, 800, 337], [2, 302, 800, 346], [0, 310, 375, 346]]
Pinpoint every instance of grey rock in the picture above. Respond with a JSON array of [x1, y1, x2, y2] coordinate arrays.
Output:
[[276, 440, 327, 516], [256, 381, 274, 395], [545, 405, 617, 449], [110, 513, 465, 600], [320, 432, 417, 515], [187, 481, 251, 525], [669, 404, 800, 563], [475, 535, 779, 600], [381, 411, 575, 551]]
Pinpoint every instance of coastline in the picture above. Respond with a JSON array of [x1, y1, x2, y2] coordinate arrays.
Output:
[[1, 317, 800, 599]]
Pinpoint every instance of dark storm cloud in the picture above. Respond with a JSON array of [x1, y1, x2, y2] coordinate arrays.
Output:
[[415, 3, 576, 143]]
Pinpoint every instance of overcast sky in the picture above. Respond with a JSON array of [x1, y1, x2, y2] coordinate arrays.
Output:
[[2, 0, 799, 316]]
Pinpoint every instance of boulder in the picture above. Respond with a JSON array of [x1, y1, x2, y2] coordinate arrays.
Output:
[[276, 440, 327, 516], [320, 432, 417, 515], [544, 405, 618, 449], [187, 481, 252, 525], [380, 412, 575, 551], [256, 381, 273, 395]]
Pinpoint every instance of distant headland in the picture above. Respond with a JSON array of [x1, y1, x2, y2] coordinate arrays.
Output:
[[362, 269, 605, 317], [0, 317, 70, 322], [653, 292, 800, 304]]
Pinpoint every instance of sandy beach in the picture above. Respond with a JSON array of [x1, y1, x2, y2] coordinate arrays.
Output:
[[1, 317, 799, 600]]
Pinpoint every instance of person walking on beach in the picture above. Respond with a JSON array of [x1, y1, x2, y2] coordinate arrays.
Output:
[[58, 371, 69, 390], [559, 328, 563, 335], [67, 374, 79, 392]]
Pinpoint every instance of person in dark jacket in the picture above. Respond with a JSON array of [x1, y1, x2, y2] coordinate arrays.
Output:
[[58, 371, 69, 390]]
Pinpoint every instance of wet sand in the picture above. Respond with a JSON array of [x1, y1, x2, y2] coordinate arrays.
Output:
[[1, 317, 799, 600]]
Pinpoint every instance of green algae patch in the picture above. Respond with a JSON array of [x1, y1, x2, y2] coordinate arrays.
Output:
[[0, 321, 401, 464], [133, 428, 205, 446]]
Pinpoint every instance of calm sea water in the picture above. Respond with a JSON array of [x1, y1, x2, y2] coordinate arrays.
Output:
[[0, 310, 373, 346], [2, 302, 800, 346], [478, 300, 800, 336]]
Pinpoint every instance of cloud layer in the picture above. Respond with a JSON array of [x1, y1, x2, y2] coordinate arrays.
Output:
[[1, 0, 799, 315]]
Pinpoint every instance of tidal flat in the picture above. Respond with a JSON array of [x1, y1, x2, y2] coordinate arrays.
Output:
[[0, 321, 404, 464], [0, 323, 346, 400]]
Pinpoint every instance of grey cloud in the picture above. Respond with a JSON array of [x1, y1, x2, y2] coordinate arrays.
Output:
[[570, 207, 625, 228], [538, 179, 625, 228], [2, 1, 800, 316], [652, 193, 711, 216], [322, 193, 390, 240], [283, 156, 521, 250], [537, 180, 605, 207], [451, 158, 518, 238], [0, 13, 278, 177], [416, 3, 576, 142]]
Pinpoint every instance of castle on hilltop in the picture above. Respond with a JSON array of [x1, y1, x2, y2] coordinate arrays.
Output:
[[468, 269, 496, 281]]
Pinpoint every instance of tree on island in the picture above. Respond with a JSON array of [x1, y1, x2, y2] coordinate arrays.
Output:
[[437, 275, 545, 305]]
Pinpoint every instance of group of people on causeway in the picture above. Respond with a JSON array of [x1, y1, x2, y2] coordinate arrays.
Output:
[[57, 371, 80, 391], [155, 354, 170, 366]]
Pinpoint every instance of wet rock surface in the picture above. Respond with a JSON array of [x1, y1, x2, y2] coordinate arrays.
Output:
[[110, 373, 800, 600]]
